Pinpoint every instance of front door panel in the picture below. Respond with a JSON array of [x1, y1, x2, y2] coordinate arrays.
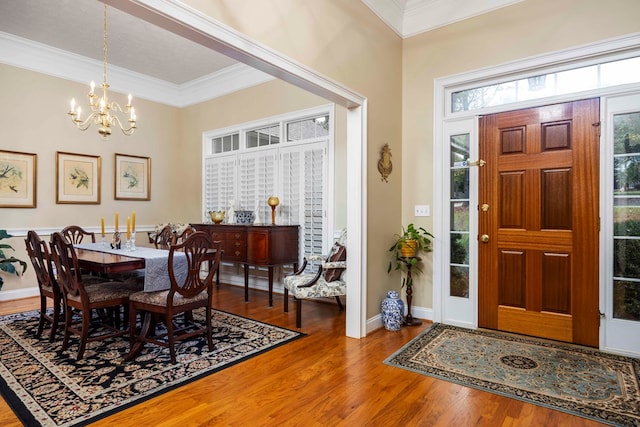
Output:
[[478, 99, 600, 347]]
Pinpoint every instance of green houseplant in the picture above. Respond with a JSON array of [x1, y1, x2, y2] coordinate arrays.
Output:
[[387, 224, 434, 287], [0, 229, 27, 290]]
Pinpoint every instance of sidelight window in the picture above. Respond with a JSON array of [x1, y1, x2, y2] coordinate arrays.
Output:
[[612, 111, 640, 321]]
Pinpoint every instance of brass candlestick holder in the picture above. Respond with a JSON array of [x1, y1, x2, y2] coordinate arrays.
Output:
[[267, 196, 280, 225]]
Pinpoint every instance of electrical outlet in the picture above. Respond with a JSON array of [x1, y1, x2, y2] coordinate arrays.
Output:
[[415, 205, 430, 217]]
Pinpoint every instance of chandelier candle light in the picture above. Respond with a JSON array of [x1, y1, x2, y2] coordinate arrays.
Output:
[[67, 5, 137, 138]]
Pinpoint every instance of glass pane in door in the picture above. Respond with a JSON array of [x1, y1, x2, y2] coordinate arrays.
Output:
[[450, 133, 470, 299], [613, 111, 640, 321]]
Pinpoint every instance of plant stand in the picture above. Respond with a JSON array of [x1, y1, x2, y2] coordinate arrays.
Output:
[[400, 257, 422, 326]]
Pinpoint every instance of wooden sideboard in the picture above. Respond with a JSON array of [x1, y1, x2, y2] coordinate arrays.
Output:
[[192, 224, 299, 306]]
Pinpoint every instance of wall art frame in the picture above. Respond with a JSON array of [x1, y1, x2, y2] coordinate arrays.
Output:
[[114, 153, 150, 201], [0, 149, 37, 208], [56, 151, 101, 204]]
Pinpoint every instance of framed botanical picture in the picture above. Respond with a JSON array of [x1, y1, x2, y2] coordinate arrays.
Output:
[[56, 151, 101, 204], [0, 150, 37, 208], [115, 153, 150, 201]]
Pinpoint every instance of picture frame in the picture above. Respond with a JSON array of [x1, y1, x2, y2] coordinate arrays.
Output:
[[0, 150, 37, 208], [56, 151, 101, 204], [114, 153, 150, 201]]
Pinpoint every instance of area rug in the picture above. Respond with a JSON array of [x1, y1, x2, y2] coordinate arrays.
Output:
[[384, 323, 640, 427], [0, 308, 304, 427]]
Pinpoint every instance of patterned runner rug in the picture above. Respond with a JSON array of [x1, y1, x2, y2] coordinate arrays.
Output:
[[0, 308, 304, 426], [384, 323, 640, 427]]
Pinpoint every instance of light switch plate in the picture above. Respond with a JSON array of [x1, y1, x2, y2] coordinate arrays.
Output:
[[415, 205, 430, 217]]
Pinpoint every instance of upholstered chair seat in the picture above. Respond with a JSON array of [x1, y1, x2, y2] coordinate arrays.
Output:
[[283, 229, 347, 328]]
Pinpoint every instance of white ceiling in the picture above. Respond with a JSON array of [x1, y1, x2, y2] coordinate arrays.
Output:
[[0, 0, 523, 106]]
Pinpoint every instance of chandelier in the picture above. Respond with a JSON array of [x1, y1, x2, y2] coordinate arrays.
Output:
[[67, 5, 137, 138]]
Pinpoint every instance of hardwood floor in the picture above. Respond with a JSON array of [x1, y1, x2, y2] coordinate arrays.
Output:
[[0, 285, 605, 426]]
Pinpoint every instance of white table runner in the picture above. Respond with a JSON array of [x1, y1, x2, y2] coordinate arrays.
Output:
[[74, 243, 187, 292]]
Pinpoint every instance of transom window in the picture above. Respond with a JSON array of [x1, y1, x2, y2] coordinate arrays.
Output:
[[451, 56, 640, 113]]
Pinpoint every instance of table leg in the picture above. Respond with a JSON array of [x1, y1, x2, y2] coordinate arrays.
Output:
[[244, 263, 249, 302], [268, 267, 274, 307]]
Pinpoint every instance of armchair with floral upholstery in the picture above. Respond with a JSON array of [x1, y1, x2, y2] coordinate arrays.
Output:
[[283, 228, 347, 328]]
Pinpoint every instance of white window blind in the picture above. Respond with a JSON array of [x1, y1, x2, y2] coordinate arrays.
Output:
[[238, 149, 277, 217], [281, 142, 326, 260], [202, 108, 331, 259], [204, 153, 236, 212]]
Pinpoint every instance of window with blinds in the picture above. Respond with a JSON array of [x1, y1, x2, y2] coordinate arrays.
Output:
[[203, 110, 331, 259]]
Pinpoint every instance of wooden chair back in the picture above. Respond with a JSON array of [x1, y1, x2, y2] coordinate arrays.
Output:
[[49, 232, 84, 300], [154, 225, 176, 250], [25, 231, 57, 293], [61, 225, 96, 244], [175, 225, 195, 244], [168, 231, 222, 300]]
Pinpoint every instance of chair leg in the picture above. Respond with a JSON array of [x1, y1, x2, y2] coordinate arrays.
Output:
[[335, 296, 344, 310], [37, 295, 47, 338], [62, 307, 72, 351], [167, 313, 177, 364], [295, 298, 302, 329], [129, 303, 137, 347], [49, 297, 61, 342], [76, 309, 90, 360], [284, 288, 289, 312], [206, 306, 214, 352]]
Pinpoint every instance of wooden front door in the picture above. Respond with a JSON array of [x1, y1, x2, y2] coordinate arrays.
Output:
[[478, 99, 600, 347]]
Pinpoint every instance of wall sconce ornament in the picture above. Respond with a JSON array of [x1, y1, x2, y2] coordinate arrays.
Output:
[[378, 143, 392, 182]]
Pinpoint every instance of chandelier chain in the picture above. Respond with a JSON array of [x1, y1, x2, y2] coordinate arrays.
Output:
[[103, 5, 107, 88]]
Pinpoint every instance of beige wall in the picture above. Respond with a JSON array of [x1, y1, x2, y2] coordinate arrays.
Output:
[[179, 0, 405, 318], [403, 0, 640, 308], [0, 64, 181, 292]]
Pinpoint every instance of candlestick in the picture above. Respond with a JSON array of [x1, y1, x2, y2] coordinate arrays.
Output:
[[132, 210, 136, 232], [115, 212, 119, 232], [126, 216, 131, 240], [101, 217, 105, 237]]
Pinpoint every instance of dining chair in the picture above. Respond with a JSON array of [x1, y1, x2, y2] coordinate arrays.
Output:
[[128, 231, 222, 364], [61, 225, 96, 244], [175, 225, 195, 244], [283, 228, 347, 328], [153, 224, 175, 250], [49, 232, 141, 360], [24, 231, 62, 342]]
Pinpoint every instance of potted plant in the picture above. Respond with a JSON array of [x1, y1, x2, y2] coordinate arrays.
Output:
[[386, 224, 434, 327], [0, 229, 27, 290], [387, 223, 434, 284]]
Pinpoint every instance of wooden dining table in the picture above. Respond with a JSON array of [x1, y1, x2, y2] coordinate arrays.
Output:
[[75, 247, 145, 275]]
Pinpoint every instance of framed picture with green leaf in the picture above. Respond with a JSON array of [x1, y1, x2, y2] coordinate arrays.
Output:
[[115, 153, 150, 201], [0, 150, 37, 208], [56, 151, 101, 204]]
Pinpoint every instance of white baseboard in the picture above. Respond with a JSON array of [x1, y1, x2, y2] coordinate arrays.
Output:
[[0, 287, 40, 301], [366, 305, 433, 334]]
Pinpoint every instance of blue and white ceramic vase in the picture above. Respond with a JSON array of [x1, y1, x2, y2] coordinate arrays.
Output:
[[381, 291, 404, 331]]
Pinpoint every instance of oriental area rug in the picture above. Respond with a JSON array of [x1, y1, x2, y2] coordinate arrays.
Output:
[[384, 323, 640, 427], [0, 308, 304, 427]]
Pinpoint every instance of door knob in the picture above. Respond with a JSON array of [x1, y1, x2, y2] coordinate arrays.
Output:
[[467, 159, 486, 167], [480, 234, 490, 243]]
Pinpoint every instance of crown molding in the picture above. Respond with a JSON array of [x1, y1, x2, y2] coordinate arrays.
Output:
[[0, 31, 273, 107], [363, 0, 525, 38]]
